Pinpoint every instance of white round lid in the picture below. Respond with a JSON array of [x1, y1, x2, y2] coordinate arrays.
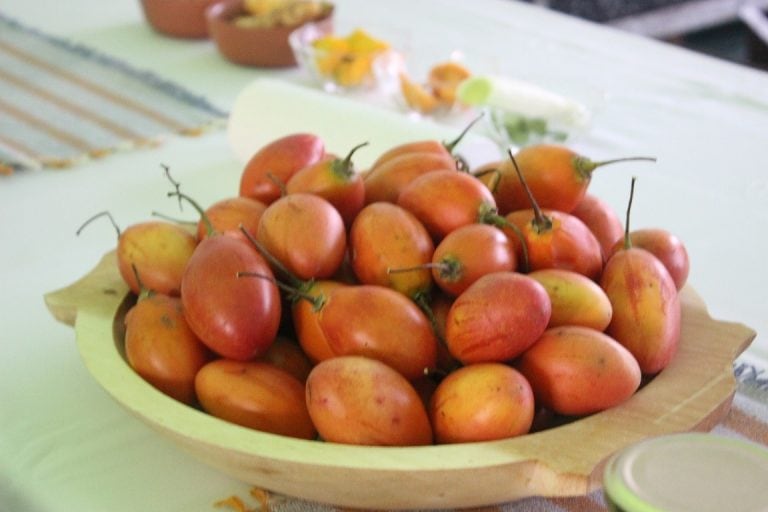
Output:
[[603, 432, 768, 512]]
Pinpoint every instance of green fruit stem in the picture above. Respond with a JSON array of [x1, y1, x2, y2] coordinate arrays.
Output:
[[75, 210, 121, 238], [444, 111, 484, 153], [166, 189, 215, 237], [411, 291, 444, 347], [238, 225, 305, 290], [388, 260, 463, 282], [150, 211, 197, 227], [163, 164, 216, 237], [435, 257, 463, 282], [478, 201, 530, 272], [472, 167, 502, 193], [333, 141, 369, 178], [236, 271, 325, 311], [574, 155, 657, 180], [131, 263, 154, 301], [507, 149, 552, 234]]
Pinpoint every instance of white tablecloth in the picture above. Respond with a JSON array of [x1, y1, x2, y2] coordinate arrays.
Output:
[[1, 1, 767, 511]]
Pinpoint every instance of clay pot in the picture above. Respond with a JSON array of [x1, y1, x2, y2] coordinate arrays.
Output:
[[207, 0, 334, 68], [141, 0, 219, 39]]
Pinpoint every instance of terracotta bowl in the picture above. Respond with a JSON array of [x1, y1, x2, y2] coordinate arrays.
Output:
[[140, 0, 219, 39], [207, 0, 334, 68]]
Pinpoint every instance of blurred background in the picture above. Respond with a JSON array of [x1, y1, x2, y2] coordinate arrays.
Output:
[[521, 0, 768, 70]]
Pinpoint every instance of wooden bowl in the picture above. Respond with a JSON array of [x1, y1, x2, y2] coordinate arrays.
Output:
[[206, 0, 334, 68], [44, 250, 755, 509], [140, 0, 219, 39]]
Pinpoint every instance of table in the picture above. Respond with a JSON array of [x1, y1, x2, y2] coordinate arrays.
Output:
[[1, 1, 767, 511]]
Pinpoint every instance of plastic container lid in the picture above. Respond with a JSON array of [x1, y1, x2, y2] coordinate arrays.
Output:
[[603, 433, 768, 512]]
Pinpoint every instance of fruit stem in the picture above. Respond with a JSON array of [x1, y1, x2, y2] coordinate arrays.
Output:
[[574, 155, 657, 178], [472, 167, 502, 193], [238, 224, 304, 289], [131, 263, 154, 301], [266, 172, 287, 197], [478, 202, 530, 272], [237, 271, 325, 311], [387, 263, 441, 274], [623, 176, 637, 250], [508, 149, 552, 233], [455, 154, 471, 173], [412, 291, 443, 343], [444, 111, 484, 153], [150, 211, 197, 226], [333, 141, 369, 178], [75, 210, 121, 238], [163, 164, 216, 237]]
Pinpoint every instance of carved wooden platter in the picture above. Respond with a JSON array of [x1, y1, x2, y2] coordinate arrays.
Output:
[[44, 249, 755, 509]]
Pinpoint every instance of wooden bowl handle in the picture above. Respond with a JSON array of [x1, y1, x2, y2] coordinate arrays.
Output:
[[44, 250, 128, 326], [678, 285, 756, 360]]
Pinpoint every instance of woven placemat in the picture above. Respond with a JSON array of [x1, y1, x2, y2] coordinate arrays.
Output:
[[0, 13, 227, 174]]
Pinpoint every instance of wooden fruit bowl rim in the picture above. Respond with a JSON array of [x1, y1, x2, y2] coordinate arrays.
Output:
[[45, 250, 756, 510]]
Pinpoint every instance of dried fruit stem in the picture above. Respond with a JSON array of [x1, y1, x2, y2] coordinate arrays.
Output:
[[623, 176, 637, 250]]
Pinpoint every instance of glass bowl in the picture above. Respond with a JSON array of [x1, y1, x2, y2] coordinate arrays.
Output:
[[289, 24, 396, 93], [386, 54, 474, 120], [457, 75, 595, 150], [485, 107, 581, 149]]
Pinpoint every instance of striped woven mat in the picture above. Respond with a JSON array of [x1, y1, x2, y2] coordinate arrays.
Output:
[[0, 14, 227, 174]]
